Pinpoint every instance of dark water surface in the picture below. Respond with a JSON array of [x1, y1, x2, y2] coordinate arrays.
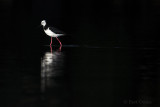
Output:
[[0, 45, 159, 107]]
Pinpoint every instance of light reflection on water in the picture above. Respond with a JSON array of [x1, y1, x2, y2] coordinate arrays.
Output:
[[41, 46, 64, 93]]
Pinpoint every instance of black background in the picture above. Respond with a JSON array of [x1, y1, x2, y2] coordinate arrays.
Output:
[[1, 0, 159, 47], [0, 0, 160, 106], [34, 0, 159, 47]]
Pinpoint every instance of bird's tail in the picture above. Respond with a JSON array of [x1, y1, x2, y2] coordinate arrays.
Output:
[[58, 34, 65, 37]]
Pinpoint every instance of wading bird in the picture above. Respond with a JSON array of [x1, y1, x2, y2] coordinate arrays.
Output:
[[41, 20, 63, 46]]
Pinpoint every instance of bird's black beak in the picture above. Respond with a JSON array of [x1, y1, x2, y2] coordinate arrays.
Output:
[[35, 24, 42, 29], [37, 24, 42, 27]]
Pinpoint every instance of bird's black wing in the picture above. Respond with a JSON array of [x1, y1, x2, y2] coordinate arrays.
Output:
[[48, 27, 64, 34]]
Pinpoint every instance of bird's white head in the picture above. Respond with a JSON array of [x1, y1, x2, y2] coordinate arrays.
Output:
[[41, 20, 46, 26]]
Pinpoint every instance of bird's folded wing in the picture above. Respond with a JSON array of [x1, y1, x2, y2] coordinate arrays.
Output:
[[49, 27, 65, 34]]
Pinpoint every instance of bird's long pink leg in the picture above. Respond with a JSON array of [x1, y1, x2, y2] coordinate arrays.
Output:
[[56, 37, 62, 46], [50, 37, 52, 46], [50, 45, 52, 53], [56, 37, 62, 51]]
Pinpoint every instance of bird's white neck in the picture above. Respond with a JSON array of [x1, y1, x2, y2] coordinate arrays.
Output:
[[42, 24, 46, 27]]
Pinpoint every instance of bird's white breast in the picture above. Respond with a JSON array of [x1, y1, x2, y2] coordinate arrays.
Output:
[[44, 28, 56, 37]]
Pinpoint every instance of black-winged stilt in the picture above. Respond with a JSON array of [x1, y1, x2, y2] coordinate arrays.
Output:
[[41, 20, 63, 46]]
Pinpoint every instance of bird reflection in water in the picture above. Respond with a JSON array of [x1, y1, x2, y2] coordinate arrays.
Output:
[[41, 45, 64, 93]]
